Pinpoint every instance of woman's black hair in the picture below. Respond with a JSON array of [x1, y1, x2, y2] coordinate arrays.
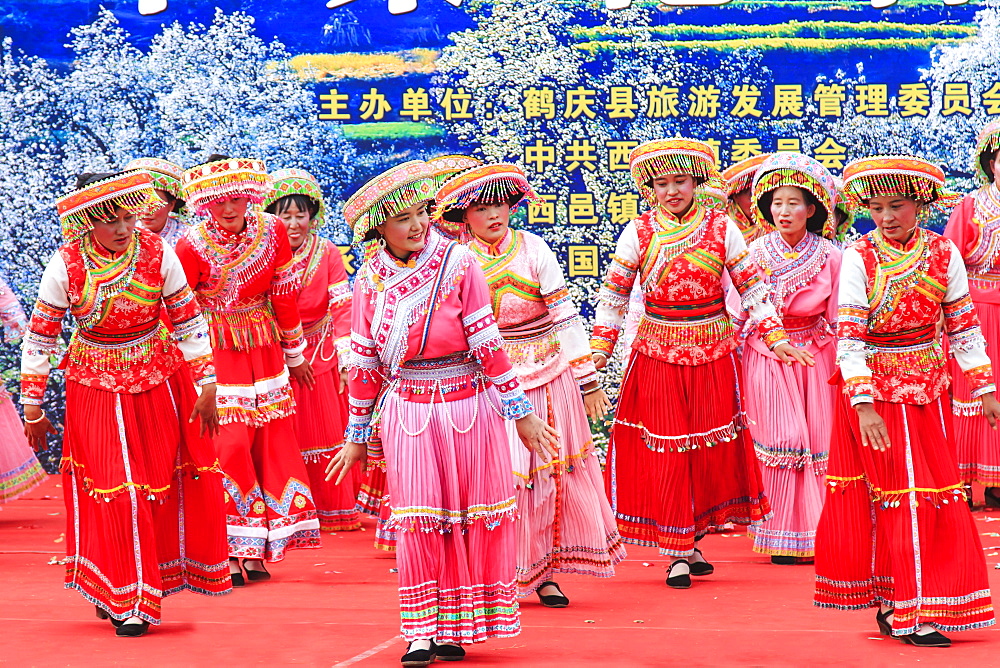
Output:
[[757, 186, 827, 235], [979, 148, 998, 183], [266, 194, 319, 220], [75, 172, 119, 190]]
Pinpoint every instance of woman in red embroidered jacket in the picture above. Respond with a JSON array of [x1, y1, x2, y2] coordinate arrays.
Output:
[[591, 138, 812, 589], [21, 171, 230, 636], [814, 156, 1000, 647], [175, 157, 320, 587], [943, 119, 1000, 505], [327, 160, 558, 667], [264, 168, 361, 533]]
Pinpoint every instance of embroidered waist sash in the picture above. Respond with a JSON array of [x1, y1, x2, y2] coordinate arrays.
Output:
[[394, 352, 485, 403], [865, 324, 943, 375], [202, 296, 279, 351], [69, 320, 178, 374], [498, 312, 560, 369]]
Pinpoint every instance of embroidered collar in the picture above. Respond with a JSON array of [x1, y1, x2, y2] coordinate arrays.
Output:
[[755, 231, 828, 314]]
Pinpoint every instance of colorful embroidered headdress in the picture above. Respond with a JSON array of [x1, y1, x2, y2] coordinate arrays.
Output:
[[973, 119, 1000, 184], [263, 168, 327, 229], [629, 138, 724, 207], [751, 152, 842, 240], [426, 154, 483, 190], [124, 158, 185, 201], [433, 163, 542, 239], [182, 157, 271, 215], [841, 155, 962, 212], [722, 153, 772, 199], [343, 160, 436, 251], [55, 170, 162, 241]]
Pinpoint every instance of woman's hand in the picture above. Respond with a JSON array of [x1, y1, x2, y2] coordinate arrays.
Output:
[[582, 385, 612, 421], [189, 383, 220, 438], [855, 403, 890, 451], [515, 413, 559, 462], [326, 442, 366, 485], [339, 368, 349, 393], [981, 392, 1000, 430], [22, 405, 57, 452], [774, 342, 815, 367], [289, 359, 316, 390], [592, 353, 608, 371]]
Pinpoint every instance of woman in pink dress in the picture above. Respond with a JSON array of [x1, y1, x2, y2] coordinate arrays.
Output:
[[944, 119, 1000, 505], [264, 168, 361, 532], [435, 163, 625, 608], [327, 160, 557, 667], [738, 153, 845, 563], [0, 273, 46, 502]]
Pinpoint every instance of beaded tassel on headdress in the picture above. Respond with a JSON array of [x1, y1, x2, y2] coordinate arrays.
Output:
[[841, 155, 962, 213], [974, 119, 1000, 184], [343, 160, 436, 260], [433, 163, 541, 240], [183, 158, 271, 215], [263, 168, 327, 229], [628, 138, 725, 207], [55, 171, 162, 241], [426, 154, 483, 190]]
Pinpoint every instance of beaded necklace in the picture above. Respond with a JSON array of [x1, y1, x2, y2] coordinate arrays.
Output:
[[868, 228, 931, 329], [755, 232, 829, 314], [74, 232, 142, 328], [639, 204, 708, 291]]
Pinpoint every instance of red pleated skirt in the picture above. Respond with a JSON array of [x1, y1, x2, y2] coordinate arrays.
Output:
[[214, 344, 321, 561], [814, 394, 995, 635], [605, 350, 770, 557], [290, 367, 362, 532], [62, 369, 231, 624]]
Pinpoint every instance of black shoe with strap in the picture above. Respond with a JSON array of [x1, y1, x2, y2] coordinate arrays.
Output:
[[666, 559, 691, 589], [95, 605, 124, 629], [536, 581, 570, 608], [876, 609, 951, 647], [401, 642, 437, 667], [243, 559, 271, 582], [771, 556, 797, 565]]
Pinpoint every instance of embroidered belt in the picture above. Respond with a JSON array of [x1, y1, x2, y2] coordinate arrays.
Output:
[[393, 353, 483, 400], [865, 325, 943, 375], [782, 315, 821, 332], [74, 320, 160, 346], [644, 295, 724, 322], [865, 324, 936, 349], [498, 312, 555, 340]]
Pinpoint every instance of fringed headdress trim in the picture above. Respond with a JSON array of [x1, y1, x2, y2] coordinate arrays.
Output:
[[426, 154, 483, 190], [56, 170, 162, 241], [722, 153, 772, 199], [433, 163, 542, 239], [629, 138, 724, 207], [263, 168, 327, 229], [974, 119, 1000, 184], [842, 155, 962, 213], [343, 160, 435, 248], [125, 158, 185, 200], [183, 158, 271, 215], [751, 153, 842, 240]]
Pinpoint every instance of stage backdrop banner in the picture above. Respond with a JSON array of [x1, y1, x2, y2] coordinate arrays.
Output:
[[0, 0, 996, 468]]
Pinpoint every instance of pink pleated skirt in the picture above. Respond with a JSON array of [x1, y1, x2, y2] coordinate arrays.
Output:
[[507, 368, 625, 596], [380, 384, 519, 644], [0, 388, 46, 502], [950, 298, 1000, 486], [742, 342, 835, 557]]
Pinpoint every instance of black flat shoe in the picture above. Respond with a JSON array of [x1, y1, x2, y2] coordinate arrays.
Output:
[[536, 580, 570, 608], [401, 643, 436, 667], [432, 642, 466, 662], [899, 630, 951, 648], [666, 559, 691, 589], [771, 556, 797, 565], [229, 570, 245, 587], [116, 620, 150, 637], [95, 605, 125, 629], [985, 487, 1000, 509], [243, 561, 271, 582], [689, 548, 714, 576]]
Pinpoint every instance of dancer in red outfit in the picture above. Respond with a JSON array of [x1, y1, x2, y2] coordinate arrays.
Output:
[[176, 156, 320, 586], [264, 168, 361, 532], [21, 170, 230, 636], [591, 138, 812, 588], [943, 119, 1000, 505], [815, 155, 999, 647]]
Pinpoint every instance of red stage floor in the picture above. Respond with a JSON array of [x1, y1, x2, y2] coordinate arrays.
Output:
[[3, 477, 998, 667]]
